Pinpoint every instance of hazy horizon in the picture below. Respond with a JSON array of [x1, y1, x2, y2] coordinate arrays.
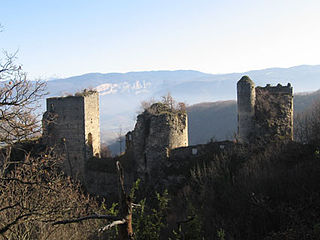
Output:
[[45, 63, 320, 81]]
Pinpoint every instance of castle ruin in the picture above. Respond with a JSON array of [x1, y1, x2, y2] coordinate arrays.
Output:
[[237, 76, 293, 143], [41, 76, 294, 195], [42, 90, 100, 180], [126, 102, 188, 180]]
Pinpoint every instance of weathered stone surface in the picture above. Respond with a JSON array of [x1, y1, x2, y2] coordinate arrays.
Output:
[[42, 90, 100, 180], [237, 76, 256, 142], [237, 78, 293, 143], [254, 85, 293, 142], [85, 166, 133, 200], [127, 103, 188, 180]]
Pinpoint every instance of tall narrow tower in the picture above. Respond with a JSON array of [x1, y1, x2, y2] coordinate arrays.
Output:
[[237, 76, 256, 143], [42, 90, 100, 180]]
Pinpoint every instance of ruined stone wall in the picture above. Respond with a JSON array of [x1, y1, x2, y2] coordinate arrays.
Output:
[[255, 84, 293, 142], [169, 141, 235, 163], [85, 158, 134, 200], [85, 170, 119, 199], [157, 141, 237, 189], [237, 76, 293, 143], [43, 91, 100, 180], [129, 103, 188, 180]]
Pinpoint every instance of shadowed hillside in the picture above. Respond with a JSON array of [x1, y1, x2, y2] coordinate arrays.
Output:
[[294, 89, 320, 112], [187, 101, 237, 145]]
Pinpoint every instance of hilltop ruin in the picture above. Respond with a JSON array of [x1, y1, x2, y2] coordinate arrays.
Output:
[[237, 76, 293, 143], [41, 76, 294, 195]]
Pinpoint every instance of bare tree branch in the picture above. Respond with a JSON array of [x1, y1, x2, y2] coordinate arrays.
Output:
[[0, 203, 19, 213], [0, 50, 47, 144], [99, 219, 126, 232], [131, 203, 141, 208], [0, 213, 32, 234], [52, 214, 121, 225]]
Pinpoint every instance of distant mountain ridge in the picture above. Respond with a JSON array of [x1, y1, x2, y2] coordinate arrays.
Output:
[[44, 65, 320, 149]]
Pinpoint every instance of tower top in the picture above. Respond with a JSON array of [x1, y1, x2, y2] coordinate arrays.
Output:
[[47, 89, 98, 101], [237, 75, 254, 85]]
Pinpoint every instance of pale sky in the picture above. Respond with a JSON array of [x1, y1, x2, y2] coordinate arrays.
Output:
[[1, 0, 320, 79]]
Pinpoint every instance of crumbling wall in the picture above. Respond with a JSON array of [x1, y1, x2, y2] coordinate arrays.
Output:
[[237, 76, 293, 143], [85, 159, 134, 200], [129, 103, 188, 180], [164, 141, 236, 187], [255, 84, 293, 142]]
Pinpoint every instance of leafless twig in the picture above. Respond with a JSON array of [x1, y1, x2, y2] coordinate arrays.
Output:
[[98, 219, 126, 232], [52, 214, 121, 225]]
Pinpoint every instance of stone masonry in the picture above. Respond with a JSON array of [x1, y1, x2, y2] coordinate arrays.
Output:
[[237, 76, 293, 143], [42, 90, 100, 180], [126, 103, 188, 180]]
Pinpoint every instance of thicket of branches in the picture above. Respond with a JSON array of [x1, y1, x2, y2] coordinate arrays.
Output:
[[0, 148, 103, 239], [0, 51, 46, 144], [139, 93, 186, 114]]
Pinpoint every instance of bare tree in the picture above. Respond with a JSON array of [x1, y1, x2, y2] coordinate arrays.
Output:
[[161, 92, 176, 110], [117, 125, 124, 155], [139, 93, 186, 114], [177, 102, 187, 112], [0, 51, 46, 144], [137, 97, 156, 114]]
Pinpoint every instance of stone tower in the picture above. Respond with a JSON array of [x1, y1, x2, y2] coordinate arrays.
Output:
[[237, 76, 256, 143], [42, 90, 100, 179], [237, 76, 293, 143], [126, 103, 188, 180], [254, 83, 293, 142]]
